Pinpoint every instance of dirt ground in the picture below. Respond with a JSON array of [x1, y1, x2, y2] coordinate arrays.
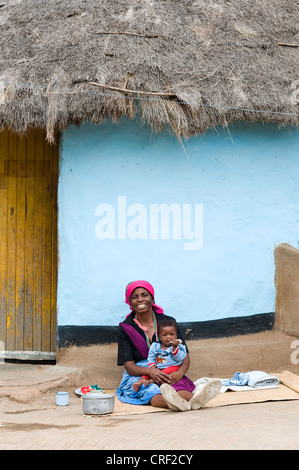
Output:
[[0, 395, 298, 450], [0, 329, 298, 450]]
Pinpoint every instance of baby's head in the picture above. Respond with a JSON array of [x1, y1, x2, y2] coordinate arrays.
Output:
[[158, 318, 178, 347]]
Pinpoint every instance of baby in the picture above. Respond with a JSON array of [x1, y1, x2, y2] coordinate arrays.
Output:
[[132, 318, 186, 392]]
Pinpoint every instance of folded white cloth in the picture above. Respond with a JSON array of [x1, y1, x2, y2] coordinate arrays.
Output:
[[246, 371, 279, 389], [193, 371, 279, 393]]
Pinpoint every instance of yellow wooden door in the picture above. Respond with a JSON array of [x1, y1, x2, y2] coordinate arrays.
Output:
[[0, 129, 58, 358]]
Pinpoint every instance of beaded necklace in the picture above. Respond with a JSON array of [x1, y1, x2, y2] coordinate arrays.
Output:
[[133, 311, 159, 347]]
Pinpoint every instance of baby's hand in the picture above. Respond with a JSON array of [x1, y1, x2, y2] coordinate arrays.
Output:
[[171, 339, 181, 351]]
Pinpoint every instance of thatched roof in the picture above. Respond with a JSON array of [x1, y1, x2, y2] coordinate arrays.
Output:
[[0, 0, 298, 142]]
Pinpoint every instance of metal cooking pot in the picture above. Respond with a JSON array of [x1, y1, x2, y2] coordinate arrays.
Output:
[[81, 393, 115, 415]]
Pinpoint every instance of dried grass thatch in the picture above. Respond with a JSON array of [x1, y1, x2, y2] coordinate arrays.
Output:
[[0, 0, 298, 142]]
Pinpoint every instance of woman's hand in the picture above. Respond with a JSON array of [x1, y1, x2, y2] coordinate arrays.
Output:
[[149, 366, 171, 385], [167, 369, 184, 385], [124, 361, 171, 385], [168, 353, 191, 384]]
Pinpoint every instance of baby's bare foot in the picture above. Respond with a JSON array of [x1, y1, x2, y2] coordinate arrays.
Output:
[[132, 382, 141, 392]]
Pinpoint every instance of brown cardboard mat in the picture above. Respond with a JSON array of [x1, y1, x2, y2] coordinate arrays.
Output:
[[107, 371, 299, 416]]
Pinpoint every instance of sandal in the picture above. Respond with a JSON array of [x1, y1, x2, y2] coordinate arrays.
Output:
[[160, 384, 191, 412], [189, 380, 222, 410]]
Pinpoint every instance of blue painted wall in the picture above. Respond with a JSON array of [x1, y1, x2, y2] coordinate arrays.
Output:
[[58, 119, 299, 326]]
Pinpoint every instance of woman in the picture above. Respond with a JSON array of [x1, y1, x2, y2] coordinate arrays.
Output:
[[116, 280, 221, 411]]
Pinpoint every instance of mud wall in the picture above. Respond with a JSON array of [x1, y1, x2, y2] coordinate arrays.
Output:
[[274, 243, 299, 337]]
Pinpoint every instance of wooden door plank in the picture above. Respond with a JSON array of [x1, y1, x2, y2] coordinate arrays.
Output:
[[23, 130, 35, 351], [0, 130, 8, 349], [41, 130, 52, 352], [15, 135, 26, 350], [50, 135, 59, 351], [32, 129, 44, 352], [6, 132, 17, 350]]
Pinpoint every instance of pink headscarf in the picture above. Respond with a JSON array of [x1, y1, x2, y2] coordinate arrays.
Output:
[[125, 280, 164, 315]]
